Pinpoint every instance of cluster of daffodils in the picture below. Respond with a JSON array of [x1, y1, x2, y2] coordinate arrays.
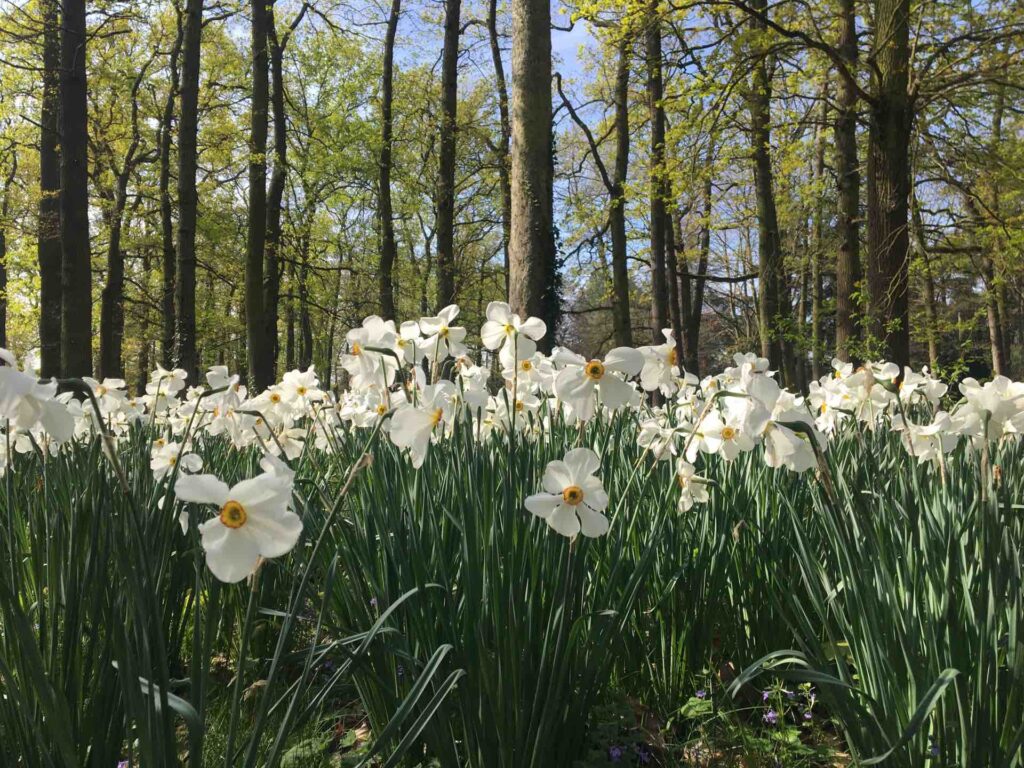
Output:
[[0, 301, 1022, 576]]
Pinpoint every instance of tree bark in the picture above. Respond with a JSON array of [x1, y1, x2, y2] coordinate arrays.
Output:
[[175, 0, 204, 382], [435, 0, 461, 310], [487, 0, 511, 296], [38, 0, 62, 378], [160, 6, 184, 368], [60, 0, 93, 377], [0, 153, 15, 349], [910, 198, 938, 370], [811, 87, 827, 379], [610, 34, 632, 347], [747, 0, 786, 374], [246, 0, 273, 389], [299, 239, 313, 369], [682, 146, 713, 374], [646, 1, 669, 345], [509, 0, 558, 348], [865, 0, 912, 368], [378, 0, 401, 319], [264, 2, 288, 375], [834, 0, 861, 363]]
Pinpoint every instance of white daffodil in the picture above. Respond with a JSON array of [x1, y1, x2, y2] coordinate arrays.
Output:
[[395, 321, 426, 365], [899, 367, 947, 407], [638, 329, 682, 395], [480, 301, 547, 368], [281, 366, 322, 406], [525, 447, 609, 538], [389, 380, 457, 468], [341, 315, 398, 388], [149, 364, 188, 395], [174, 467, 301, 583], [675, 458, 709, 512], [150, 441, 203, 479], [420, 303, 468, 362], [637, 416, 679, 461], [0, 352, 74, 442], [891, 411, 959, 463], [553, 347, 643, 422], [957, 375, 1024, 439]]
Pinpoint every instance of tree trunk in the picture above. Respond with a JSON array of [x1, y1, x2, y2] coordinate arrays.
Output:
[[378, 0, 401, 319], [435, 0, 461, 310], [299, 241, 313, 369], [610, 34, 632, 347], [665, 192, 685, 368], [811, 87, 827, 379], [0, 154, 14, 349], [99, 178, 129, 379], [910, 198, 938, 369], [747, 0, 785, 374], [60, 0, 93, 377], [264, 3, 287, 376], [646, 1, 669, 345], [834, 0, 861, 363], [487, 0, 511, 296], [175, 0, 203, 382], [865, 0, 912, 368], [508, 0, 558, 348], [683, 146, 713, 374], [246, 0, 272, 389], [160, 7, 184, 368], [38, 0, 62, 378]]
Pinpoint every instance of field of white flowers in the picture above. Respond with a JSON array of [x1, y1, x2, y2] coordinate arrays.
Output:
[[0, 301, 1021, 767]]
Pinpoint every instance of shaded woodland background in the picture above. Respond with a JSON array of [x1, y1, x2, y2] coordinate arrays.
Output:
[[0, 0, 1021, 393]]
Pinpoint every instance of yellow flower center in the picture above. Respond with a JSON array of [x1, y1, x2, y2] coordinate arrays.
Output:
[[439, 327, 450, 338], [431, 408, 444, 426], [219, 500, 248, 529], [820, 403, 827, 414], [352, 342, 362, 355], [155, 438, 166, 448], [96, 385, 107, 396], [503, 323, 514, 335], [376, 404, 388, 415], [584, 360, 605, 380], [521, 360, 533, 371], [297, 386, 307, 396], [514, 399, 525, 412], [562, 485, 584, 506], [668, 348, 677, 366], [270, 392, 282, 404], [721, 426, 737, 440], [168, 456, 177, 466]]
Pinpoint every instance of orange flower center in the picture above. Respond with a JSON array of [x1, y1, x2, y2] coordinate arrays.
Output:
[[562, 485, 584, 505], [584, 360, 605, 380], [721, 426, 737, 440], [219, 500, 248, 529]]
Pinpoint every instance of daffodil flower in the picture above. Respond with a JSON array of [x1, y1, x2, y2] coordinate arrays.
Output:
[[480, 301, 547, 369], [174, 467, 301, 583], [554, 347, 643, 422], [525, 447, 609, 538]]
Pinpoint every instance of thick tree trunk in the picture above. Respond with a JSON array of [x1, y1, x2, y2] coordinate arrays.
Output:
[[610, 34, 632, 348], [299, 242, 313, 369], [487, 0, 511, 296], [38, 0, 62, 378], [0, 155, 14, 349], [60, 0, 93, 377], [160, 8, 183, 368], [834, 0, 861, 363], [747, 0, 785, 374], [682, 148, 713, 374], [866, 0, 912, 368], [435, 0, 461, 310], [99, 187, 127, 379], [909, 198, 938, 369], [665, 194, 685, 368], [247, 0, 272, 389], [264, 4, 288, 375], [646, 2, 669, 345], [378, 0, 401, 319], [508, 0, 558, 348], [175, 0, 203, 382]]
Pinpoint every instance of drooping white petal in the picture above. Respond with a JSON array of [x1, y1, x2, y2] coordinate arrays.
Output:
[[175, 474, 231, 506]]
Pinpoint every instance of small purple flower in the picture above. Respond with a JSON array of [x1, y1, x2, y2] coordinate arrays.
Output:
[[803, 710, 813, 721], [369, 597, 378, 607], [762, 689, 771, 701], [762, 708, 778, 726], [607, 744, 625, 763], [784, 689, 796, 700], [117, 762, 129, 768], [634, 742, 653, 765], [695, 689, 707, 699]]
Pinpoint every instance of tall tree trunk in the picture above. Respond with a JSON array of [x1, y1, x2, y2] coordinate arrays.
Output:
[[160, 7, 184, 368], [834, 0, 861, 362], [866, 0, 912, 368], [747, 0, 785, 374], [509, 0, 558, 348], [378, 0, 401, 319], [138, 246, 152, 394], [435, 0, 461, 310], [646, 2, 669, 345], [487, 0, 511, 296], [811, 87, 827, 379], [0, 154, 14, 349], [988, 80, 1011, 373], [285, 258, 295, 371], [910, 198, 938, 370], [60, 0, 93, 377], [665, 193, 684, 368], [175, 0, 203, 382], [246, 0, 272, 389], [264, 3, 287, 376], [38, 0, 62, 378], [299, 240, 313, 369], [610, 33, 632, 347], [683, 146, 713, 374]]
